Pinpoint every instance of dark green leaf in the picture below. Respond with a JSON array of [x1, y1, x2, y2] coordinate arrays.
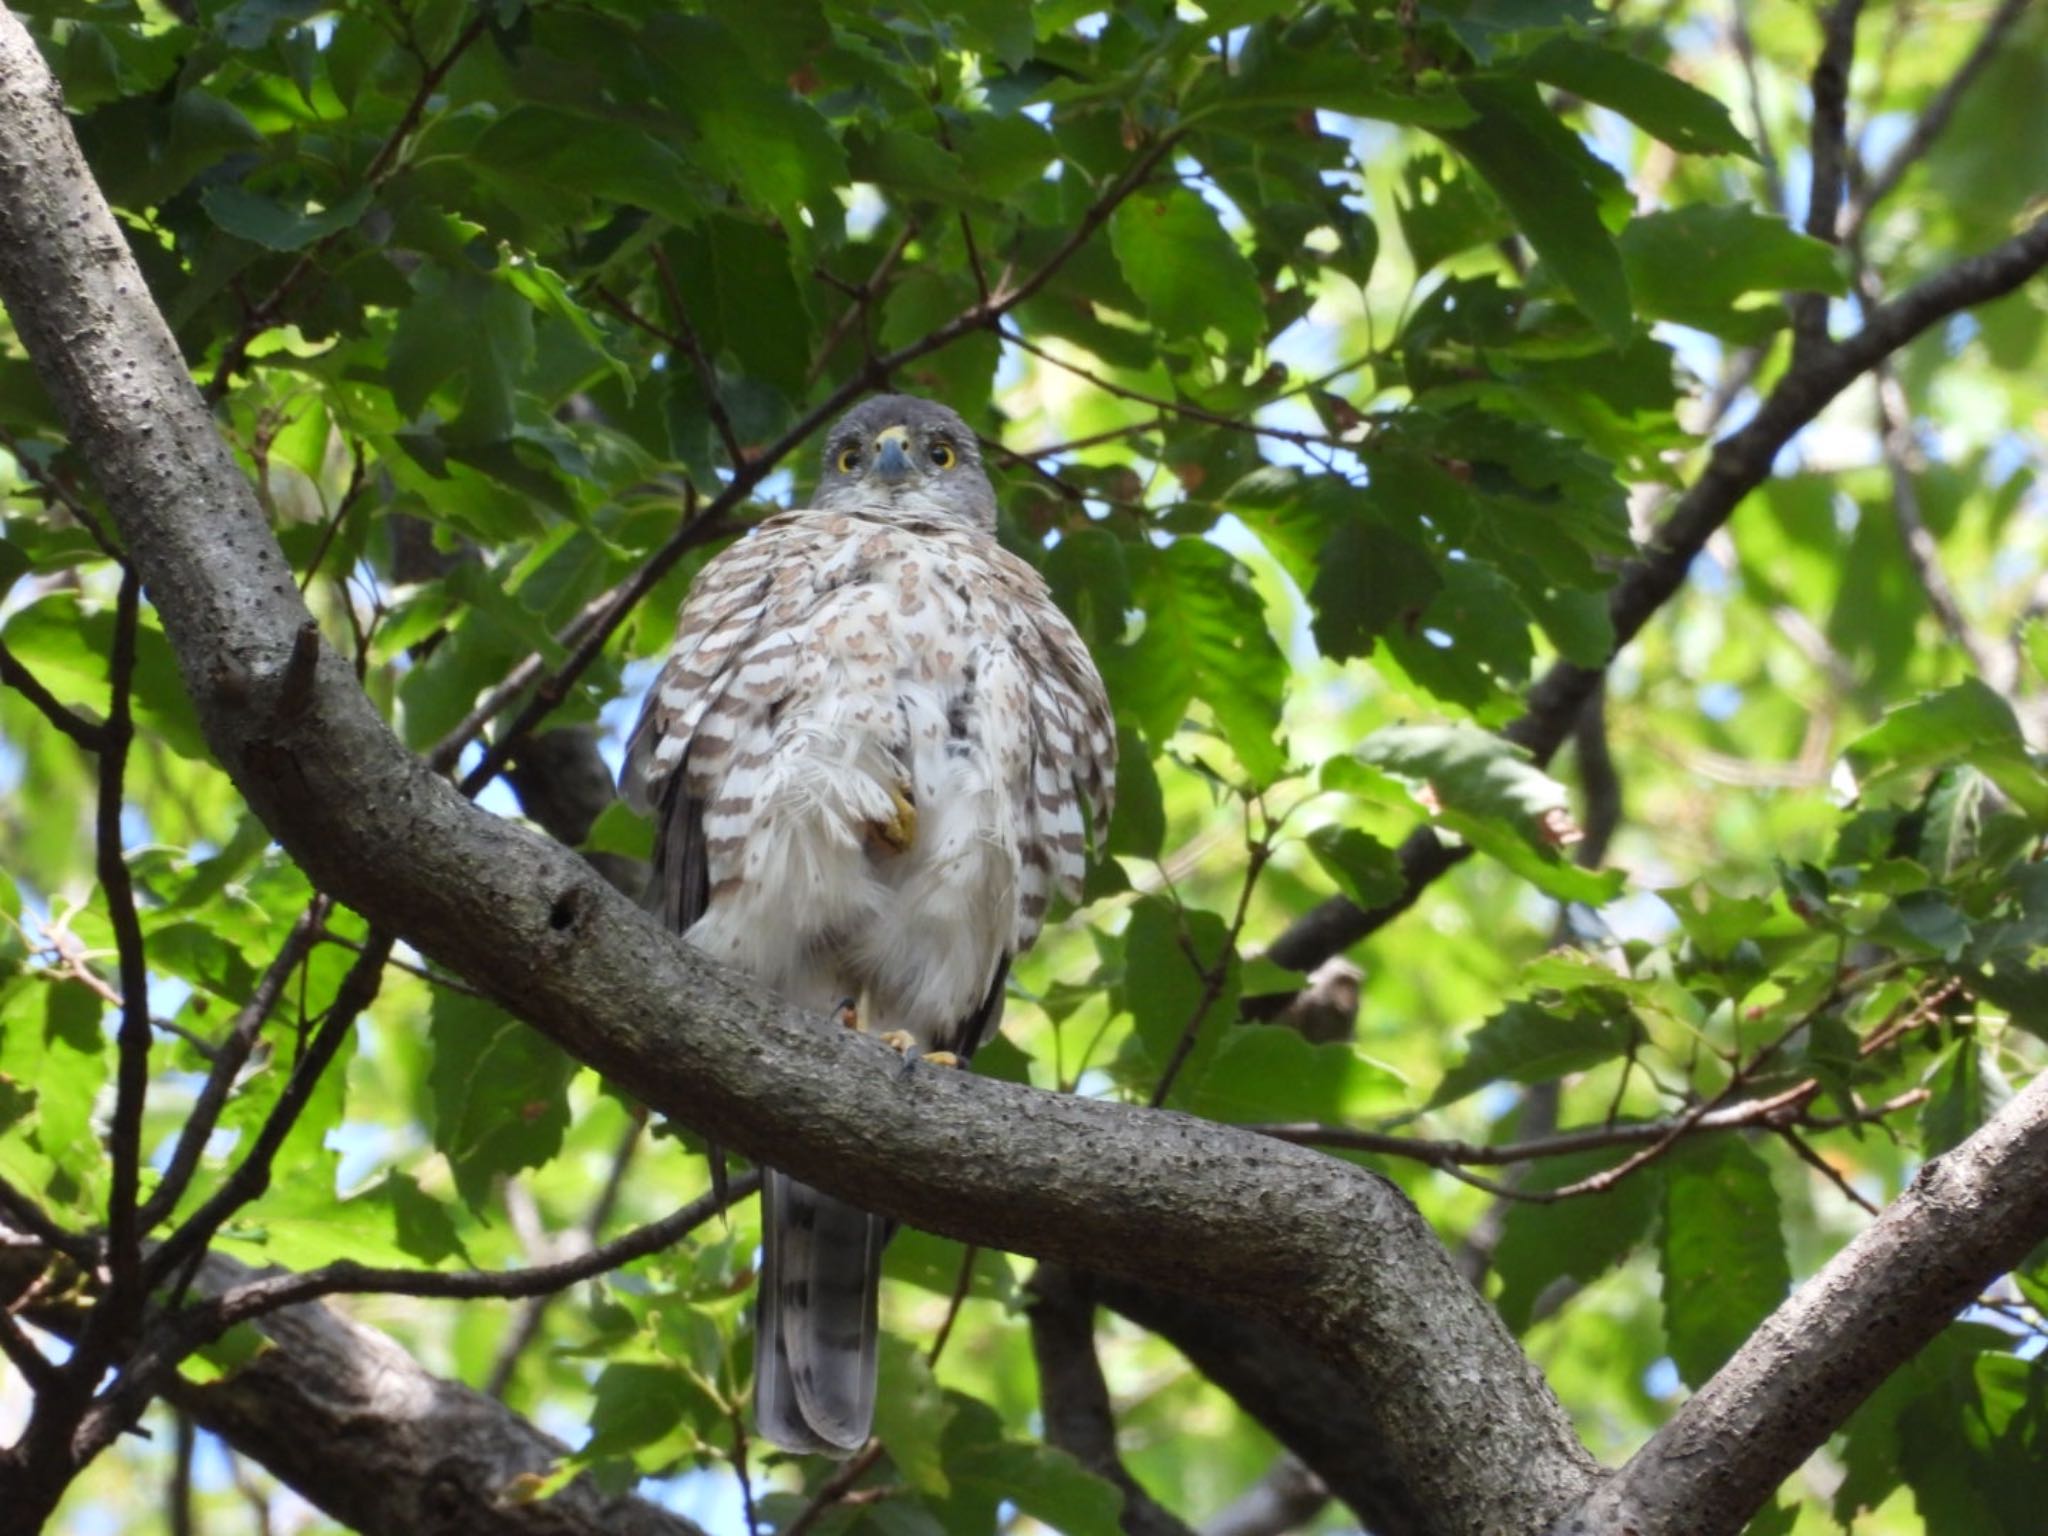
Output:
[[426, 993, 577, 1209], [1494, 1147, 1662, 1331], [1109, 189, 1265, 356], [1659, 1136, 1790, 1389], [1519, 37, 1754, 157], [1429, 999, 1629, 1109]]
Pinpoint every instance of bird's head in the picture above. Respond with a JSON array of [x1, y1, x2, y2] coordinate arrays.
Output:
[[814, 395, 996, 529]]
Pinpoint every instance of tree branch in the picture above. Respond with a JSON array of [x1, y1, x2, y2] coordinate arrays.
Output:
[[1266, 208, 2048, 975], [1550, 1071, 2048, 1536], [3, 1248, 715, 1536], [0, 23, 1594, 1532], [1842, 0, 2036, 241], [1026, 1267, 1200, 1536]]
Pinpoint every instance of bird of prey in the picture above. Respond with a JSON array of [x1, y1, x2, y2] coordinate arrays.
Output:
[[621, 395, 1115, 1455]]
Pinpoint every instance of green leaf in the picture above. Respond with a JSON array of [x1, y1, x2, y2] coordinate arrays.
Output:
[[1429, 999, 1629, 1109], [1185, 1026, 1406, 1124], [387, 265, 536, 445], [1495, 1147, 1663, 1331], [1109, 189, 1266, 356], [1304, 825, 1404, 909], [1518, 38, 1754, 157], [873, 1334, 958, 1496], [1309, 516, 1442, 661], [1620, 206, 1846, 342], [1355, 724, 1622, 903], [1199, 40, 1478, 126], [581, 1362, 712, 1458], [200, 184, 371, 252], [1440, 79, 1632, 341], [1116, 540, 1288, 785], [1920, 1042, 2012, 1157], [1659, 1136, 1790, 1389], [426, 993, 578, 1209], [1122, 897, 1239, 1105], [471, 107, 711, 230], [1845, 680, 2048, 821]]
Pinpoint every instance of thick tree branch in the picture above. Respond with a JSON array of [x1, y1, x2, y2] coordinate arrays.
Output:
[[1093, 1278, 1423, 1536], [1550, 1072, 2048, 1536], [2, 1248, 714, 1536], [1026, 1267, 1200, 1536], [0, 18, 1595, 1536]]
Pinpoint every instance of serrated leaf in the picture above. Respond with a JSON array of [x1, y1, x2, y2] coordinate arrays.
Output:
[[1620, 206, 1846, 342], [1519, 38, 1754, 157], [1495, 1147, 1663, 1331], [1659, 1136, 1790, 1389], [426, 993, 577, 1209], [1304, 825, 1404, 909], [1440, 79, 1631, 341], [1921, 1041, 2012, 1157], [1429, 999, 1628, 1109], [581, 1362, 710, 1458], [1109, 189, 1265, 355], [1845, 680, 2048, 821], [1185, 1025, 1405, 1124], [1115, 540, 1287, 785], [200, 184, 371, 251], [1355, 724, 1623, 903]]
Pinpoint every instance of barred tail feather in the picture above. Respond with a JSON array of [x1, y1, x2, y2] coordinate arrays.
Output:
[[757, 1169, 885, 1457]]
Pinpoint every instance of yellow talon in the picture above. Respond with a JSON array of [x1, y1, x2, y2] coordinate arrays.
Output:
[[870, 784, 918, 854], [879, 1029, 916, 1054], [921, 1051, 962, 1069]]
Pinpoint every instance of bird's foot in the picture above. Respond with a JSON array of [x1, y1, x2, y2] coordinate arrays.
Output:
[[878, 1029, 916, 1054], [920, 1051, 962, 1069], [868, 783, 918, 854], [835, 997, 862, 1031]]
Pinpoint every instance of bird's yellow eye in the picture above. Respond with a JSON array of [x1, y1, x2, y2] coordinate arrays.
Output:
[[930, 441, 956, 469], [836, 446, 860, 473]]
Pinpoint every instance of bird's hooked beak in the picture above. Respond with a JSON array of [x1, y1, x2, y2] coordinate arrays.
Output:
[[871, 425, 914, 483]]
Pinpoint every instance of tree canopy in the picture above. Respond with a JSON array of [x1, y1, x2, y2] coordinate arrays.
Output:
[[2, 1, 2047, 1534]]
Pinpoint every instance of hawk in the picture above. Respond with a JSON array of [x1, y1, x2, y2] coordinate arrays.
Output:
[[621, 395, 1115, 1455]]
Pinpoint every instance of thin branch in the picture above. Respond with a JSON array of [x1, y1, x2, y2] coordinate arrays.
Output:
[[1791, 0, 1864, 355], [0, 1306, 60, 1394], [1000, 324, 1375, 454], [0, 632, 106, 750], [650, 246, 748, 469], [805, 222, 917, 387], [0, 422, 121, 557], [137, 897, 331, 1232], [1251, 1088, 1929, 1178], [483, 1112, 645, 1398], [145, 932, 394, 1290], [1842, 0, 2036, 241], [97, 566, 149, 1332], [188, 1169, 758, 1330], [204, 11, 495, 399], [1728, 0, 1786, 214]]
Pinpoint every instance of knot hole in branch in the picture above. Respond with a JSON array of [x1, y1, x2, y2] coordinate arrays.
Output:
[[547, 885, 591, 935]]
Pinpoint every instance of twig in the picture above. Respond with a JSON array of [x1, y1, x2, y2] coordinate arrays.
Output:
[[205, 11, 495, 399], [805, 222, 918, 387], [1791, 0, 1864, 355], [1842, 0, 2036, 241], [1776, 1125, 1881, 1216], [1728, 0, 1786, 214], [1151, 819, 1273, 1107], [483, 1112, 646, 1398], [295, 441, 369, 595], [0, 634, 106, 750], [0, 422, 121, 557], [999, 325, 1375, 454], [189, 1169, 758, 1328], [650, 247, 748, 469], [97, 567, 149, 1333], [0, 1307, 60, 1393], [146, 932, 395, 1290], [138, 898, 331, 1232]]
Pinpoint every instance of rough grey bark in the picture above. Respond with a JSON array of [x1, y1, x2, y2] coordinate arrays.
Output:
[[1, 1251, 711, 1536], [0, 14, 1596, 1535], [1093, 1278, 1422, 1536], [1550, 1072, 2048, 1536]]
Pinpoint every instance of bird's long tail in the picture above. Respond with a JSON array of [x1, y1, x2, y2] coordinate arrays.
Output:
[[756, 1168, 886, 1457]]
